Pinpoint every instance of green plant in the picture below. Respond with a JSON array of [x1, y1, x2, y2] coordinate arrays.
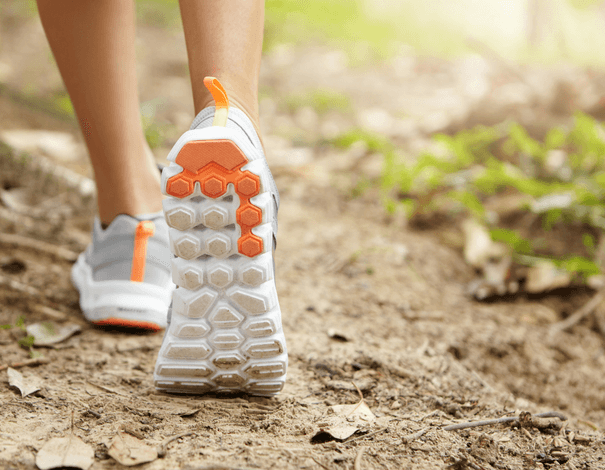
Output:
[[336, 112, 605, 279]]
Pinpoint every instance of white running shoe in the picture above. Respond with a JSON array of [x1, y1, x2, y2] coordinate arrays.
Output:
[[153, 77, 287, 396], [71, 212, 174, 330]]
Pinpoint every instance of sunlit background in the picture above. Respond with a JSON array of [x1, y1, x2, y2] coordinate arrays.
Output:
[[1, 0, 605, 290]]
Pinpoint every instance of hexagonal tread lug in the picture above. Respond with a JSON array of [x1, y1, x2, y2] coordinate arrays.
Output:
[[155, 381, 213, 394], [167, 176, 193, 198], [238, 206, 262, 227], [175, 322, 209, 338], [208, 266, 233, 288], [181, 267, 203, 289], [241, 266, 266, 286], [209, 306, 243, 328], [246, 340, 284, 359], [245, 362, 285, 379], [213, 373, 246, 388], [156, 365, 213, 378], [173, 234, 202, 260], [207, 234, 232, 258], [236, 173, 260, 197], [245, 381, 284, 395], [166, 207, 196, 230], [230, 290, 269, 315], [182, 290, 217, 318], [203, 206, 229, 229], [212, 354, 246, 370], [202, 176, 227, 197], [210, 332, 244, 350], [164, 343, 211, 360], [243, 319, 276, 337], [238, 234, 263, 258]]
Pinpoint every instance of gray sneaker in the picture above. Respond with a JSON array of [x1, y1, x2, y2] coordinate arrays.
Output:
[[71, 212, 174, 330], [153, 77, 287, 396]]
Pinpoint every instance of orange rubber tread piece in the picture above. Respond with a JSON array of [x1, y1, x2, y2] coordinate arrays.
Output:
[[94, 318, 162, 331], [131, 221, 155, 282], [167, 140, 264, 257], [175, 140, 247, 173]]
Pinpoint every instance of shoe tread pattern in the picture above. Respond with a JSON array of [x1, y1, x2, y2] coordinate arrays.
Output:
[[155, 138, 286, 396]]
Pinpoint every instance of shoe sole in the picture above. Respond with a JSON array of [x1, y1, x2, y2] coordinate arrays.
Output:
[[154, 127, 287, 396]]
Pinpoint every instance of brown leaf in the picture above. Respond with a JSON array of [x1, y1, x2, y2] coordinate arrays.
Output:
[[7, 367, 40, 397], [36, 435, 94, 470], [26, 322, 81, 346], [108, 431, 158, 466], [314, 401, 376, 441]]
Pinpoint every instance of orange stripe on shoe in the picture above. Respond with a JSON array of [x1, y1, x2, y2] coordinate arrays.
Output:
[[204, 77, 229, 127], [94, 318, 162, 331], [131, 221, 156, 282]]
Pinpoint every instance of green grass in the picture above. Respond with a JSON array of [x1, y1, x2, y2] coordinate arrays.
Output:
[[265, 0, 467, 61], [333, 112, 605, 278]]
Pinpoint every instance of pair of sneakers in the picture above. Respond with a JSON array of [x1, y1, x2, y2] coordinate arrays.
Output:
[[71, 78, 287, 396]]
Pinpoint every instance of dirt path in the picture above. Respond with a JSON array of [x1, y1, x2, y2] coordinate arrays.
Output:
[[1, 5, 605, 470]]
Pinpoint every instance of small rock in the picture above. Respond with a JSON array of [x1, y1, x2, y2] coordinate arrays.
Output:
[[526, 261, 571, 293]]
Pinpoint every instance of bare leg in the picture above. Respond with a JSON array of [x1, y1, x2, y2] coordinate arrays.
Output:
[[36, 0, 162, 225], [178, 0, 265, 140]]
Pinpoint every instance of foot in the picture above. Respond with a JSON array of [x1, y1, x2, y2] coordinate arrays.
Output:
[[71, 212, 174, 330], [153, 77, 287, 396]]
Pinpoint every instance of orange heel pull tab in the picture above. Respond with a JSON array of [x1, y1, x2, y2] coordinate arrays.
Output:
[[131, 221, 155, 282], [203, 76, 229, 127]]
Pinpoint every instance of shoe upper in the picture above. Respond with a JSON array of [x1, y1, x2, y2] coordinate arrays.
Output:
[[84, 213, 172, 286]]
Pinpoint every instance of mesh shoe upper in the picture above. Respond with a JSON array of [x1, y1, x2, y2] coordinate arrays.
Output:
[[84, 212, 171, 285]]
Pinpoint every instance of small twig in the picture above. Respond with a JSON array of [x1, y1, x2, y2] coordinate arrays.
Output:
[[157, 432, 195, 458], [344, 427, 388, 444], [309, 456, 331, 470], [444, 411, 567, 431], [84, 409, 101, 419], [347, 382, 366, 417], [86, 380, 126, 396], [354, 447, 366, 470], [402, 427, 428, 443], [0, 232, 78, 262], [0, 356, 49, 371], [550, 290, 605, 336]]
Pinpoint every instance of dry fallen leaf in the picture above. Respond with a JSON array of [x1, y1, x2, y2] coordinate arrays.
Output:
[[314, 400, 376, 441], [26, 322, 81, 346], [36, 435, 94, 470], [7, 367, 40, 397], [108, 431, 158, 466]]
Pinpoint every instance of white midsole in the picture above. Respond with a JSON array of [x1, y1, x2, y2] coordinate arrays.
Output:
[[71, 254, 174, 327]]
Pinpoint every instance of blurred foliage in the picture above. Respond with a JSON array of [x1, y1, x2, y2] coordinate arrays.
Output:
[[285, 89, 351, 115], [334, 112, 605, 277], [133, 0, 466, 61], [264, 0, 466, 60], [135, 0, 181, 28], [566, 0, 604, 8]]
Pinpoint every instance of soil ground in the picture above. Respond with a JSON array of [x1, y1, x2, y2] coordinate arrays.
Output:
[[0, 4, 604, 469]]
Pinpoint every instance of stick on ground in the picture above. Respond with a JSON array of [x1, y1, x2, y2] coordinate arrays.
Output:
[[443, 411, 567, 431], [0, 356, 49, 371], [550, 290, 605, 336]]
